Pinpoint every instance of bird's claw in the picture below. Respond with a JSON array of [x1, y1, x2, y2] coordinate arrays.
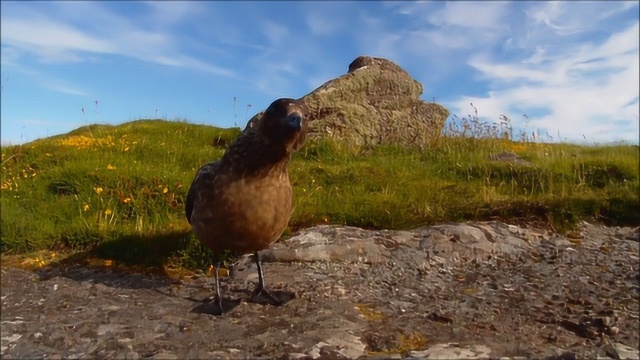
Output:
[[249, 287, 295, 306], [249, 287, 283, 306], [190, 296, 240, 316]]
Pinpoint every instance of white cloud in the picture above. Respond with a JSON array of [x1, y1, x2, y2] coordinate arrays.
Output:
[[596, 21, 639, 57], [1, 1, 637, 144], [142, 1, 208, 25], [350, 11, 402, 61], [448, 20, 640, 143], [469, 55, 559, 84], [1, 15, 114, 62], [351, 2, 515, 87], [0, 58, 89, 97], [371, 1, 639, 143], [411, 30, 466, 51], [306, 14, 340, 36], [303, 2, 351, 36], [527, 1, 637, 36], [522, 47, 548, 66], [238, 5, 350, 99], [41, 80, 88, 97], [509, 2, 639, 51], [0, 2, 235, 77], [426, 1, 510, 30], [261, 21, 290, 46], [391, 1, 511, 51]]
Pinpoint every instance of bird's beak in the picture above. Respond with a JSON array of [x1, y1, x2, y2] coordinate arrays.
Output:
[[284, 112, 302, 130]]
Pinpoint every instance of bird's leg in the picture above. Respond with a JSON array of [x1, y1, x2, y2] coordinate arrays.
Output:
[[196, 254, 226, 315], [249, 251, 284, 306], [190, 254, 241, 316], [212, 258, 224, 310]]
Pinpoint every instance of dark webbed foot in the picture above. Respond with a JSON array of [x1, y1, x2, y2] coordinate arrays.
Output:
[[249, 286, 295, 306], [247, 251, 296, 307], [190, 296, 240, 316], [188, 258, 240, 316]]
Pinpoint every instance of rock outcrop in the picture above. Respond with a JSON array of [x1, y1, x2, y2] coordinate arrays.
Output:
[[488, 152, 534, 166], [245, 56, 449, 148], [2, 221, 638, 359]]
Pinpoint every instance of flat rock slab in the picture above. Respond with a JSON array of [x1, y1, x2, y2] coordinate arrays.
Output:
[[2, 221, 639, 359]]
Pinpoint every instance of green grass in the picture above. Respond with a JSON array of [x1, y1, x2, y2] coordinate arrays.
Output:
[[2, 119, 638, 271]]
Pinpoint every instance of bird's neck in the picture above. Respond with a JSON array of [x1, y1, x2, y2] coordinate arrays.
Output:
[[222, 131, 291, 177]]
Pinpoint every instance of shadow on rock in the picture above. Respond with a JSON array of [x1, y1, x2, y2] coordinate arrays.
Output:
[[180, 285, 297, 316], [36, 230, 194, 289], [247, 289, 297, 306], [188, 297, 242, 316]]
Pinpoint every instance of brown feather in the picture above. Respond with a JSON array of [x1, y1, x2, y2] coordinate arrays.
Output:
[[186, 98, 308, 255]]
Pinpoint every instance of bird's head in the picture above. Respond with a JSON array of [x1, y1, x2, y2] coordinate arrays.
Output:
[[258, 98, 308, 152]]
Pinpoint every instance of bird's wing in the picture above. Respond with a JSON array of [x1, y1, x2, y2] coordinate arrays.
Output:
[[185, 161, 220, 224]]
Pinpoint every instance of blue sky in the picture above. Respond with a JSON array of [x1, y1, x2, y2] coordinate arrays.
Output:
[[1, 1, 639, 145]]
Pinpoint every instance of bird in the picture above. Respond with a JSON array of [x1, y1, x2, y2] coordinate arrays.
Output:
[[185, 97, 308, 315]]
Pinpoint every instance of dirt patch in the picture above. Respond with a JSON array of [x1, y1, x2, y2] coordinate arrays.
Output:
[[2, 221, 638, 359]]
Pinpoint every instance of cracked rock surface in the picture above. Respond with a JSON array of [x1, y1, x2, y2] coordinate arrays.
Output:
[[2, 221, 638, 359]]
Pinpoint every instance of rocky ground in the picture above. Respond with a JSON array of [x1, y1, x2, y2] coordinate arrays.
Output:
[[2, 221, 639, 359]]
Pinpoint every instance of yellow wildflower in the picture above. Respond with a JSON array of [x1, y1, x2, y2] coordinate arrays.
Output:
[[83, 204, 90, 212], [123, 197, 131, 204], [208, 265, 228, 277], [107, 164, 116, 170], [95, 187, 103, 194], [1, 181, 12, 190], [58, 135, 94, 149], [163, 187, 168, 194], [105, 209, 112, 215], [509, 142, 527, 153]]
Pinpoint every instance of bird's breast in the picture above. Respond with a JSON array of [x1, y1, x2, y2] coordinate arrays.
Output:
[[192, 172, 294, 253], [224, 175, 293, 226]]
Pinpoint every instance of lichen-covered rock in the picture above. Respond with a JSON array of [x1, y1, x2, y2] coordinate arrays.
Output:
[[259, 221, 555, 265], [2, 221, 638, 359], [245, 56, 449, 148], [488, 152, 534, 166]]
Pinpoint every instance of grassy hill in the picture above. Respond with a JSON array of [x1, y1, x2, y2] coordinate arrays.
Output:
[[2, 119, 638, 271]]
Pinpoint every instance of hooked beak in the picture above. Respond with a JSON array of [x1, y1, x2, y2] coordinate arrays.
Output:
[[284, 112, 302, 130]]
